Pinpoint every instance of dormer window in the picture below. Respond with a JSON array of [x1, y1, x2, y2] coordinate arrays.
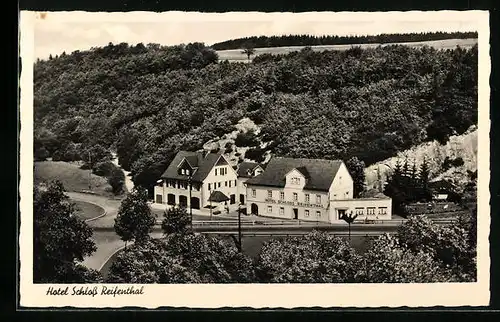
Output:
[[181, 169, 185, 175], [290, 177, 300, 185], [186, 169, 190, 176]]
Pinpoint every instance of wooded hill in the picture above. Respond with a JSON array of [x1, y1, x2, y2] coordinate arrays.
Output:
[[34, 41, 478, 194], [211, 32, 478, 50]]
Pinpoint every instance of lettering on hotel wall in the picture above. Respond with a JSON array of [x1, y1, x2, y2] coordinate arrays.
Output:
[[264, 198, 324, 208]]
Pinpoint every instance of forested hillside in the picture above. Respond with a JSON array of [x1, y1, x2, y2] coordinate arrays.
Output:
[[211, 32, 478, 50], [34, 41, 478, 195]]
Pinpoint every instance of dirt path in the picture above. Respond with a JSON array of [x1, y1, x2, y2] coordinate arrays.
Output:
[[110, 153, 134, 193]]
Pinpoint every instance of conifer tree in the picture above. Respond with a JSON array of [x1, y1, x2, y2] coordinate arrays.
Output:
[[419, 157, 432, 201]]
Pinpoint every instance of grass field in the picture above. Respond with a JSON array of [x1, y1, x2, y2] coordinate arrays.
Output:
[[72, 200, 105, 221], [216, 38, 478, 62], [34, 161, 112, 196]]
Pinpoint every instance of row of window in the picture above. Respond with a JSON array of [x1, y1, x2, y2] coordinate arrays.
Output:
[[166, 180, 199, 191], [354, 207, 388, 215], [259, 190, 323, 204], [269, 206, 321, 217], [214, 167, 228, 176], [208, 180, 237, 191]]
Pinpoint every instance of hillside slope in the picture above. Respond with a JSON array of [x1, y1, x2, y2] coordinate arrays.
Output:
[[365, 126, 478, 192], [217, 38, 478, 62], [34, 42, 478, 191]]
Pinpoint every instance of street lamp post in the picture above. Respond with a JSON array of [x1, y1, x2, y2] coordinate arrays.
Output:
[[88, 151, 92, 190], [209, 187, 213, 220], [237, 203, 242, 252], [188, 175, 193, 231]]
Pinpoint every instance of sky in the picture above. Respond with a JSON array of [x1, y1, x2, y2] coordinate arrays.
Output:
[[32, 11, 481, 60]]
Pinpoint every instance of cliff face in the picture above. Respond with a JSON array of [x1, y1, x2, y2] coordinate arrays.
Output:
[[365, 125, 478, 192]]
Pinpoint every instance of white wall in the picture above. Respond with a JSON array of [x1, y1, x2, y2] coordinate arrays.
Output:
[[246, 185, 329, 220], [329, 198, 392, 222], [201, 156, 239, 208], [329, 162, 354, 200]]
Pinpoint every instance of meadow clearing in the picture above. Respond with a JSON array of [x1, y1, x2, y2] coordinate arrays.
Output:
[[216, 38, 478, 62]]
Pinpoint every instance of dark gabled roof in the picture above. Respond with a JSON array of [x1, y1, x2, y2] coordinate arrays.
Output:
[[208, 190, 229, 202], [245, 157, 344, 192], [236, 161, 263, 178], [161, 150, 224, 182], [295, 166, 310, 178]]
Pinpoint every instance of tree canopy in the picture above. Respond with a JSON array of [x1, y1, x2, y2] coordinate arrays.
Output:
[[211, 32, 477, 50], [33, 180, 102, 283], [106, 233, 256, 283], [34, 41, 477, 195], [114, 187, 156, 244]]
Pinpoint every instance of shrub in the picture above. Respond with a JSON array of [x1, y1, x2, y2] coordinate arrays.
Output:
[[245, 147, 265, 163], [234, 130, 259, 147]]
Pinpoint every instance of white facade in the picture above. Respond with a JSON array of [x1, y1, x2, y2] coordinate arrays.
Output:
[[245, 160, 392, 223], [154, 153, 239, 212]]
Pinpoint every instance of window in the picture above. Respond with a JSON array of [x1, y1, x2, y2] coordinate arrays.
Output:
[[235, 180, 237, 186], [225, 181, 228, 187], [208, 183, 211, 190], [290, 177, 300, 185], [218, 182, 221, 188], [280, 207, 284, 215], [293, 193, 298, 201], [280, 191, 285, 200], [186, 169, 190, 176], [267, 206, 272, 213], [316, 211, 321, 217], [367, 207, 376, 215], [316, 195, 321, 204], [378, 207, 387, 215], [181, 169, 185, 175], [215, 168, 218, 176], [305, 210, 309, 217], [267, 190, 273, 198], [355, 207, 364, 215], [305, 194, 310, 203], [252, 189, 256, 198], [229, 180, 232, 187]]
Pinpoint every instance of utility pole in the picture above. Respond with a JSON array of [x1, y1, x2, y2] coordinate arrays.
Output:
[[88, 150, 92, 190], [237, 203, 242, 252], [189, 175, 193, 231], [209, 187, 213, 220]]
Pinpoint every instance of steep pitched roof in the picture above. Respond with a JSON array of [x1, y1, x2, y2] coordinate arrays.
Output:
[[245, 157, 343, 192], [236, 162, 263, 178], [161, 150, 225, 182], [208, 190, 229, 202]]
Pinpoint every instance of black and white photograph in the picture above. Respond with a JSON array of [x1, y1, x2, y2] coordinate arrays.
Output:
[[19, 10, 490, 308]]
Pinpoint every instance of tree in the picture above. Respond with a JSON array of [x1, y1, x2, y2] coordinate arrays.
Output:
[[108, 167, 125, 195], [106, 233, 255, 283], [256, 231, 361, 283], [33, 180, 102, 283], [161, 206, 191, 235], [241, 44, 256, 61], [397, 215, 475, 281], [346, 156, 366, 197], [356, 234, 454, 283], [418, 157, 432, 201], [114, 188, 156, 247]]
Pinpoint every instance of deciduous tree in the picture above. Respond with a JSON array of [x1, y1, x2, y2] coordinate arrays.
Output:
[[256, 231, 361, 283], [161, 206, 191, 235], [33, 180, 102, 283], [114, 187, 156, 246]]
